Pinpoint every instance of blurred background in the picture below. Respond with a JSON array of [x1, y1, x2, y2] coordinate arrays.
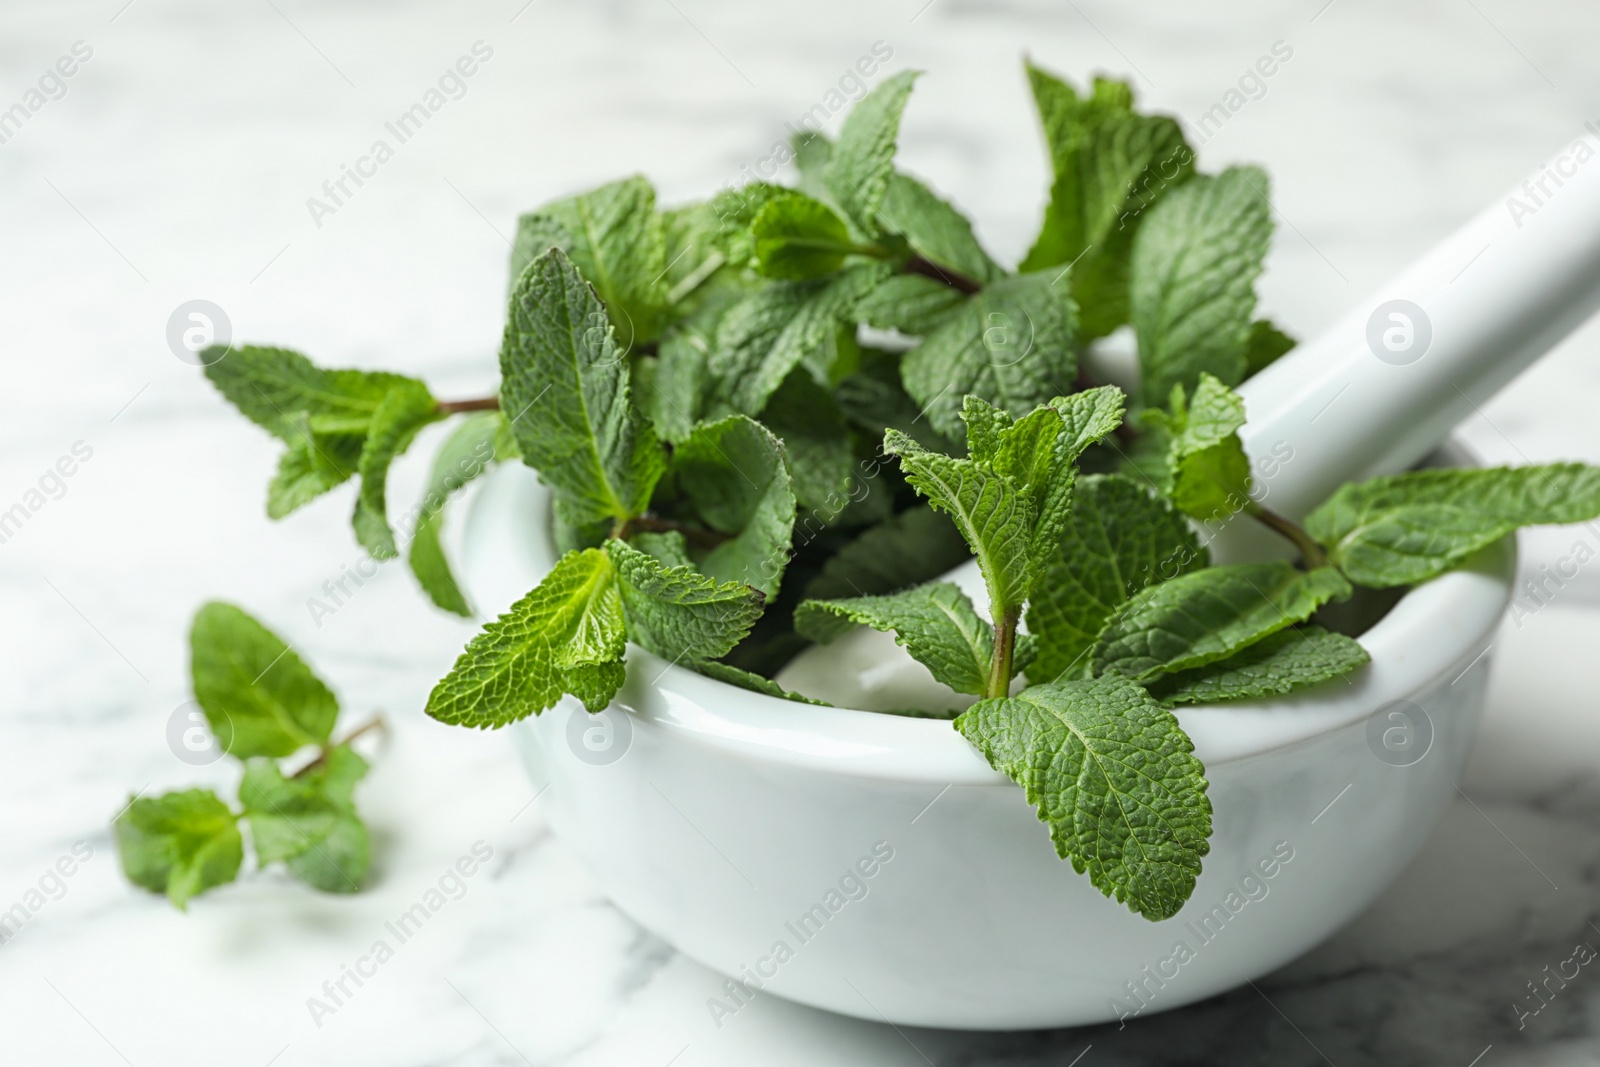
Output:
[[5, 0, 1600, 1063]]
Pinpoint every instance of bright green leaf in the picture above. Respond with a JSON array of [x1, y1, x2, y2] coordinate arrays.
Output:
[[672, 415, 796, 597], [824, 70, 921, 235], [954, 676, 1211, 920], [190, 602, 338, 758], [1149, 626, 1370, 706], [751, 191, 858, 280], [240, 745, 370, 893], [408, 412, 505, 616], [878, 171, 1003, 283], [352, 380, 443, 560], [605, 538, 764, 662], [115, 790, 242, 910]]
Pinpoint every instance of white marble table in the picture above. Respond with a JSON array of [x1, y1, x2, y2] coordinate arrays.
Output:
[[6, 0, 1600, 1063]]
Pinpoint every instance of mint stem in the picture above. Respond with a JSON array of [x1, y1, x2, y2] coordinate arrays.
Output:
[[987, 607, 1019, 699], [1244, 502, 1327, 569], [437, 396, 500, 415], [293, 714, 387, 778], [904, 253, 982, 294]]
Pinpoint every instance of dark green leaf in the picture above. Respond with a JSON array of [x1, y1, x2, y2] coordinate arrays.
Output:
[[804, 505, 971, 601], [824, 70, 921, 235], [1149, 626, 1370, 706], [796, 581, 994, 695], [673, 415, 796, 597]]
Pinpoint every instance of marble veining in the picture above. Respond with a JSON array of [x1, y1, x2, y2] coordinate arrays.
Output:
[[5, 0, 1600, 1063]]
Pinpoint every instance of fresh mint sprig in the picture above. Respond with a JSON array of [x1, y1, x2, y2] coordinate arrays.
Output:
[[114, 603, 378, 908]]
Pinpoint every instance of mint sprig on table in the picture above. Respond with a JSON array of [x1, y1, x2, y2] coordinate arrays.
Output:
[[114, 604, 377, 908], [166, 61, 1600, 921]]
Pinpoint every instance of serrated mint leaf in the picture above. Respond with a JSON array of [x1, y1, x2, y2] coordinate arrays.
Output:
[[902, 272, 1077, 439], [630, 530, 694, 570], [1245, 318, 1295, 376], [605, 539, 763, 662], [991, 388, 1126, 570], [1150, 626, 1369, 706], [660, 199, 730, 306], [883, 429, 1033, 618], [203, 345, 414, 442], [240, 745, 370, 893], [1306, 465, 1600, 587], [500, 247, 666, 526], [1019, 65, 1195, 341], [878, 171, 1003, 283], [751, 191, 858, 280], [509, 175, 667, 350], [1028, 474, 1205, 682], [672, 415, 795, 597], [1131, 166, 1272, 403], [267, 418, 364, 519], [824, 70, 920, 235], [1093, 562, 1351, 681], [797, 581, 995, 695], [1144, 373, 1252, 522], [707, 181, 790, 269], [352, 380, 443, 559], [115, 790, 242, 910], [409, 412, 504, 616], [954, 676, 1210, 920], [852, 273, 969, 336], [712, 261, 891, 415], [427, 547, 625, 728], [190, 602, 337, 758], [691, 659, 828, 705], [759, 369, 852, 513], [804, 505, 971, 601]]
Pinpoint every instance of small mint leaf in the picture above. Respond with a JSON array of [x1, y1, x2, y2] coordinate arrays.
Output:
[[1306, 465, 1600, 587], [352, 380, 442, 560], [751, 191, 858, 280], [1245, 318, 1296, 376], [500, 247, 666, 526], [1092, 562, 1352, 681], [409, 412, 505, 616], [191, 602, 338, 758], [114, 789, 242, 910], [853, 273, 969, 336], [690, 660, 829, 705], [759, 369, 852, 513], [605, 539, 763, 662], [673, 414, 795, 598], [1149, 626, 1369, 706], [240, 745, 370, 893], [796, 581, 995, 696], [824, 70, 921, 235], [427, 547, 625, 728], [877, 171, 1003, 283]]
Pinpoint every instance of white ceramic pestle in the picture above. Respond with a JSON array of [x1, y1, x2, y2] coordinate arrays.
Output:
[[778, 127, 1600, 706]]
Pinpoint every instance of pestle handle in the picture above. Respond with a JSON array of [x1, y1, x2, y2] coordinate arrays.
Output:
[[1238, 126, 1600, 519]]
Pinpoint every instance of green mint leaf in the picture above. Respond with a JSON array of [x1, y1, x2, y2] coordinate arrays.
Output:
[[190, 602, 338, 758], [500, 247, 666, 526], [707, 182, 792, 270], [1019, 65, 1195, 340], [792, 131, 834, 201], [267, 418, 363, 519], [630, 530, 694, 570], [1147, 374, 1253, 522], [352, 379, 442, 559], [115, 790, 242, 910], [824, 70, 921, 235], [672, 414, 796, 597], [796, 581, 995, 696], [203, 345, 414, 441], [852, 273, 969, 336], [509, 175, 667, 350], [1245, 318, 1296, 376], [878, 171, 1003, 283], [605, 538, 764, 662], [647, 292, 742, 442], [751, 191, 858, 280], [883, 429, 1033, 618], [409, 412, 505, 616], [1305, 465, 1600, 587], [240, 745, 370, 893], [954, 676, 1211, 920], [835, 368, 960, 454], [990, 388, 1126, 569], [1092, 562, 1352, 681], [427, 547, 625, 728], [759, 369, 852, 513], [804, 504, 971, 601], [1028, 474, 1205, 682], [690, 659, 828, 705], [902, 272, 1078, 439], [711, 261, 891, 414], [1149, 626, 1370, 706], [1131, 166, 1272, 403], [661, 200, 730, 306]]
